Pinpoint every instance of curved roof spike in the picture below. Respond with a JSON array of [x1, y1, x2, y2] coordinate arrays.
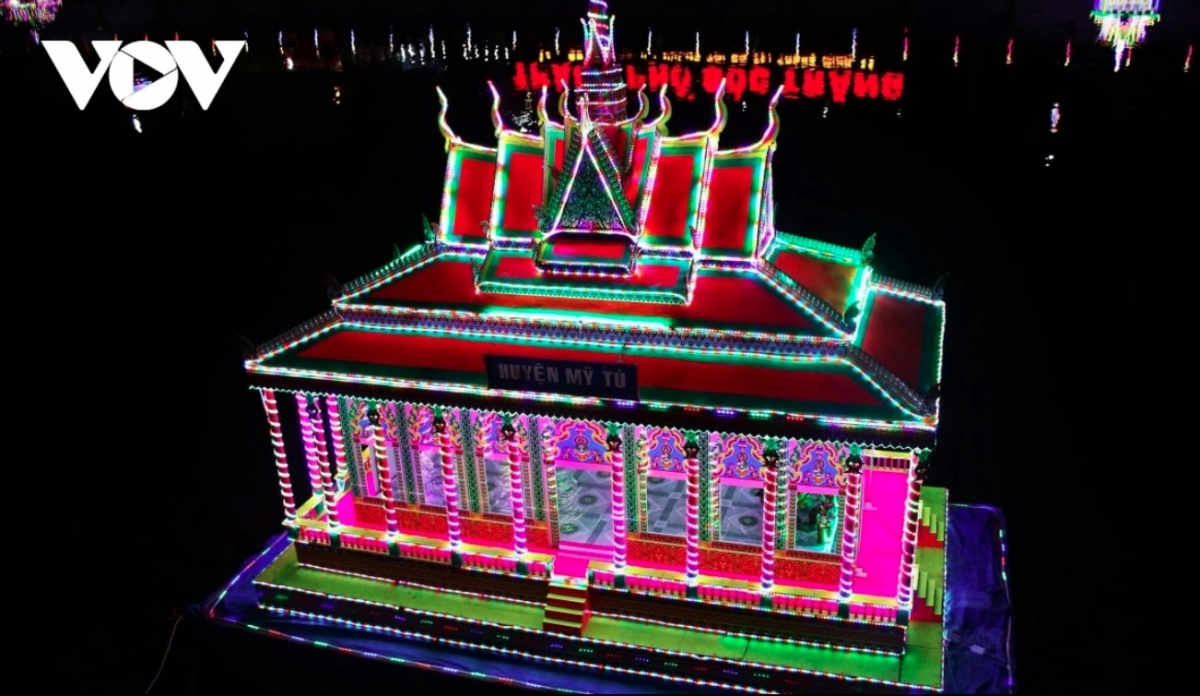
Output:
[[486, 80, 505, 137], [536, 85, 552, 127], [634, 84, 649, 122], [434, 86, 459, 152], [748, 84, 786, 151], [646, 83, 672, 133], [708, 78, 728, 136], [557, 80, 575, 122]]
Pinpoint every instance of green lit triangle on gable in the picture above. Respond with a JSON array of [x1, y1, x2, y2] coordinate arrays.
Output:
[[555, 146, 628, 232]]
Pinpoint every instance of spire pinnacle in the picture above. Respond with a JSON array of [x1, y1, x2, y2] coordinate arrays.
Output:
[[578, 0, 626, 123]]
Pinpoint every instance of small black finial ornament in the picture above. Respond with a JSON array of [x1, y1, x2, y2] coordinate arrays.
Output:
[[932, 272, 948, 300], [843, 301, 860, 329], [432, 412, 447, 434], [922, 383, 941, 412], [422, 214, 437, 244], [861, 233, 876, 265], [321, 270, 341, 299], [762, 447, 780, 468], [605, 424, 622, 452], [914, 451, 931, 483], [844, 448, 864, 475], [501, 416, 517, 441], [305, 398, 320, 421], [683, 439, 700, 459], [234, 334, 256, 360], [366, 406, 380, 426]]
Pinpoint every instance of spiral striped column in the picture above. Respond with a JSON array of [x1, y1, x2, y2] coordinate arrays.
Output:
[[684, 440, 702, 586], [896, 457, 925, 610], [311, 402, 339, 530], [837, 466, 864, 603], [296, 394, 326, 516], [760, 464, 779, 592], [434, 415, 464, 550], [324, 395, 349, 492], [368, 407, 399, 537], [539, 419, 560, 548], [608, 433, 628, 572], [503, 422, 528, 557], [259, 390, 296, 522]]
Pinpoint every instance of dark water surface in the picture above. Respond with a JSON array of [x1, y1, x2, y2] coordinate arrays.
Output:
[[7, 2, 1194, 693]]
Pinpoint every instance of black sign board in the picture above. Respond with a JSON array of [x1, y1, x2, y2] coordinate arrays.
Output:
[[484, 355, 639, 401]]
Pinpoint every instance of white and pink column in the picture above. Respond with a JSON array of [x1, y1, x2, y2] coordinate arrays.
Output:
[[759, 445, 782, 602], [296, 393, 328, 517], [259, 389, 297, 531], [306, 396, 340, 540], [836, 451, 865, 618], [433, 410, 464, 562], [502, 417, 529, 561], [325, 395, 349, 492], [895, 452, 929, 624], [606, 426, 628, 583], [367, 405, 400, 545], [683, 436, 702, 597]]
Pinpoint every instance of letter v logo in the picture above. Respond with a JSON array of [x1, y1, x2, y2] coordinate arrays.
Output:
[[165, 41, 243, 110], [43, 40, 123, 110]]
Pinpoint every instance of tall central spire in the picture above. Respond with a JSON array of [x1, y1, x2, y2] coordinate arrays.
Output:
[[579, 0, 626, 123]]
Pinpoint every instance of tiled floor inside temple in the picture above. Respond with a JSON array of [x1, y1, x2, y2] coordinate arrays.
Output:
[[718, 484, 764, 545], [646, 476, 687, 536], [556, 468, 615, 546]]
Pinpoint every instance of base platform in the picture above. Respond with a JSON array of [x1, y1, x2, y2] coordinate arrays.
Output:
[[201, 504, 1014, 693]]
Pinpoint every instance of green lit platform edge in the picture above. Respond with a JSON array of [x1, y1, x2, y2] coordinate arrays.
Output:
[[253, 544, 944, 692]]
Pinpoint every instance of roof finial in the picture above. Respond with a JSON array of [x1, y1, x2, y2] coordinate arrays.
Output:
[[631, 84, 649, 124], [583, 1, 615, 66], [536, 85, 553, 126], [434, 86, 459, 152], [747, 84, 785, 151], [646, 83, 672, 133], [708, 78, 728, 136], [487, 80, 505, 137], [557, 80, 575, 122]]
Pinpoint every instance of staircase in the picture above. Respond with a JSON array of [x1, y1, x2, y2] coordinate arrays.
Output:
[[543, 579, 590, 636], [918, 487, 947, 549], [911, 487, 948, 623]]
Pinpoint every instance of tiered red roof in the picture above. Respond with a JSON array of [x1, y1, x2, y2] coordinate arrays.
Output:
[[245, 51, 946, 448]]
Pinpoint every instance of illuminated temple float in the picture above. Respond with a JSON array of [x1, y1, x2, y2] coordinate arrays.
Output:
[[242, 2, 949, 692]]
